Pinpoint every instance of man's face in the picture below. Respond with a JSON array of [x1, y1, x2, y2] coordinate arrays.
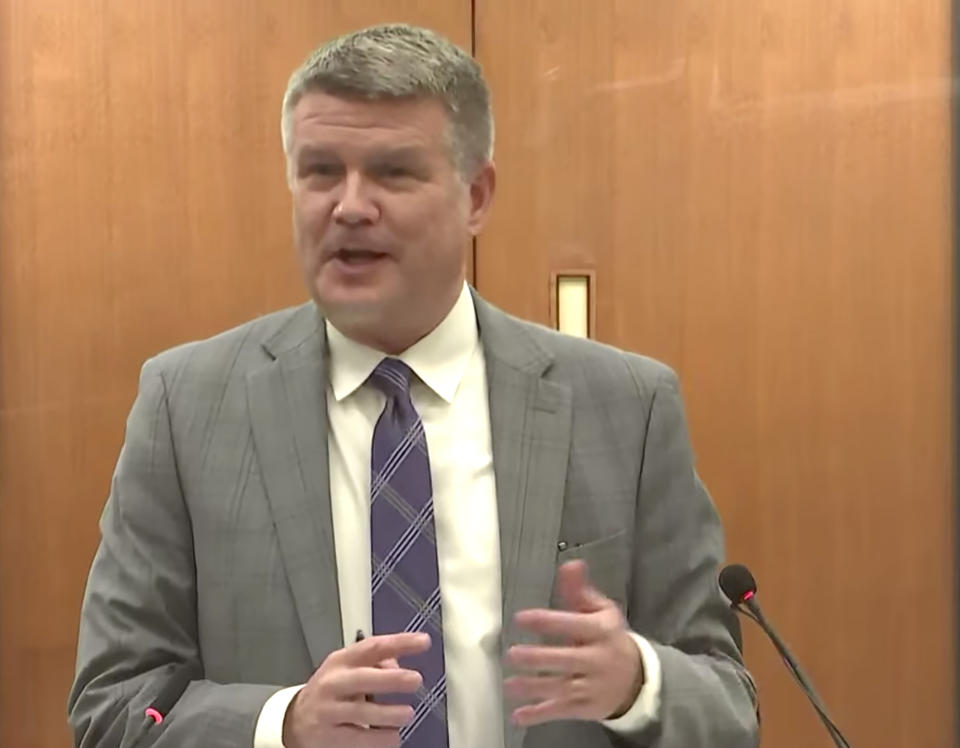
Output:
[[288, 92, 494, 352]]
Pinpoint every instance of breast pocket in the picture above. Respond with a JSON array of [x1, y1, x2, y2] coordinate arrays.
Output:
[[554, 530, 630, 610]]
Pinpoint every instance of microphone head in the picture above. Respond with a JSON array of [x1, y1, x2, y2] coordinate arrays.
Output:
[[719, 563, 758, 606]]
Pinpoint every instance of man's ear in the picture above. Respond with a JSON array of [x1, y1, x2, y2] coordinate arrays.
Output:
[[466, 161, 496, 236]]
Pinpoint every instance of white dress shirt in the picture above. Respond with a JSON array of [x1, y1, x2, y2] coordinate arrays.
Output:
[[254, 283, 662, 746]]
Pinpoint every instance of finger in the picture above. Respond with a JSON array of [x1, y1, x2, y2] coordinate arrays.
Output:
[[332, 700, 415, 729], [512, 697, 593, 727], [330, 724, 404, 748], [513, 608, 611, 642], [339, 633, 432, 667], [377, 657, 401, 670], [504, 674, 568, 704], [328, 666, 423, 698], [507, 644, 591, 675], [555, 561, 606, 613]]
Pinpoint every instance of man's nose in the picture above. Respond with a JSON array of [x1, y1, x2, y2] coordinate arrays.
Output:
[[333, 172, 379, 225]]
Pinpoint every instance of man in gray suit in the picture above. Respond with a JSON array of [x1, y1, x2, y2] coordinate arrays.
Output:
[[69, 23, 758, 748]]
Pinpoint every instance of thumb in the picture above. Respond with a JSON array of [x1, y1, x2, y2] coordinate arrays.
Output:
[[556, 560, 606, 612]]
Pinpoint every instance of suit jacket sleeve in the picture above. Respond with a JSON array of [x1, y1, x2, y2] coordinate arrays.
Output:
[[616, 363, 759, 747], [67, 360, 281, 747]]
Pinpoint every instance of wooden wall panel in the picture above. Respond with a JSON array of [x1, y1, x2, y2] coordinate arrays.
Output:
[[0, 3, 471, 746], [475, 2, 955, 746]]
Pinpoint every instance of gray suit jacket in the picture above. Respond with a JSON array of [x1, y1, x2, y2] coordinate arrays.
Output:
[[68, 293, 758, 747]]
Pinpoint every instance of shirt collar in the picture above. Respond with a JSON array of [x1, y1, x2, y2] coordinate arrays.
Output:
[[326, 283, 478, 404]]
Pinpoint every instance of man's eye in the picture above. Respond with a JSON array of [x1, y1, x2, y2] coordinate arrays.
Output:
[[378, 165, 412, 179], [307, 163, 339, 176]]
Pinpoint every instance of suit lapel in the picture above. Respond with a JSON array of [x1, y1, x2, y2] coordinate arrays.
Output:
[[246, 304, 343, 667], [475, 294, 573, 748]]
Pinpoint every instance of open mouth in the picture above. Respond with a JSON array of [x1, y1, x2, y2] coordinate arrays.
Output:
[[333, 248, 388, 265]]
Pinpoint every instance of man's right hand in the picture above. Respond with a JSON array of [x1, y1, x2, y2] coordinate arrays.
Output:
[[282, 632, 431, 748]]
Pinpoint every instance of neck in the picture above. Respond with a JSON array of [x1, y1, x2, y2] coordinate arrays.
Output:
[[331, 283, 464, 355]]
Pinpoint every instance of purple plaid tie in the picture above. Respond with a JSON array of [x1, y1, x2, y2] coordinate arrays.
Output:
[[369, 358, 448, 746]]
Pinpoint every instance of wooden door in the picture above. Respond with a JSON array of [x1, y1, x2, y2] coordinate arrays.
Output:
[[474, 2, 955, 746], [0, 3, 471, 746]]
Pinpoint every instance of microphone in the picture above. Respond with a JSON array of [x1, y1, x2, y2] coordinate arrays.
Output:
[[719, 564, 852, 748], [128, 665, 195, 747]]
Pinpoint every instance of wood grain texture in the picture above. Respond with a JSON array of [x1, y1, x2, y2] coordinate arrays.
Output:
[[0, 3, 470, 746], [475, 1, 955, 746]]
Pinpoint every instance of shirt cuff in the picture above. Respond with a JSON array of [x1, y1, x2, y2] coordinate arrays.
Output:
[[601, 632, 662, 733], [253, 685, 305, 748]]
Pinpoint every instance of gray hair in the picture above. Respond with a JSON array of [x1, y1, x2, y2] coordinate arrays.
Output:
[[281, 24, 494, 180]]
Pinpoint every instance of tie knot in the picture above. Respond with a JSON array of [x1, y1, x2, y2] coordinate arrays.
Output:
[[370, 358, 414, 400]]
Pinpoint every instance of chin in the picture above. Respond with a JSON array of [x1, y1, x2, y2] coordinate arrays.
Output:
[[314, 275, 381, 309], [316, 291, 390, 331]]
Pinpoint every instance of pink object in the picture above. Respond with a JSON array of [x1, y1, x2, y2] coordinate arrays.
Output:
[[742, 590, 755, 602], [145, 708, 164, 725]]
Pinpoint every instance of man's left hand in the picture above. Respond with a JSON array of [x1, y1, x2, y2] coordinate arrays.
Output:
[[505, 560, 644, 726]]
